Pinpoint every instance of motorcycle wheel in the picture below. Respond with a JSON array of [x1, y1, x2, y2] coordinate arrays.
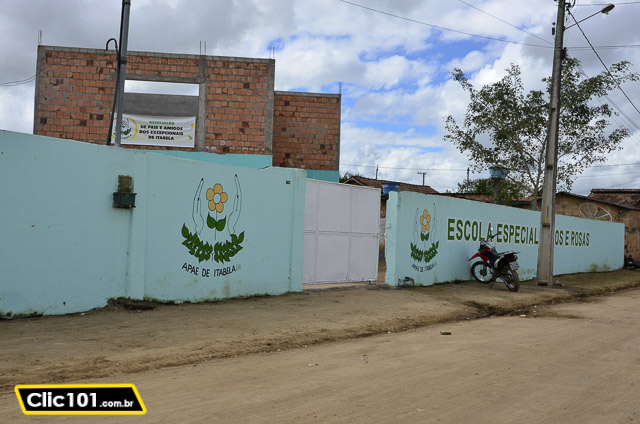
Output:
[[502, 269, 520, 292], [471, 261, 494, 283]]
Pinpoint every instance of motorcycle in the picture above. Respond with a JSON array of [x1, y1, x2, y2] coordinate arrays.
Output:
[[469, 234, 520, 292]]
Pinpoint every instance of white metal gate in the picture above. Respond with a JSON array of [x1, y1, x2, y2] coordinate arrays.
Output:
[[303, 179, 380, 284]]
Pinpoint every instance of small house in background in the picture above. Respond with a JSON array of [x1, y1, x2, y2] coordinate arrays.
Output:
[[343, 175, 438, 217], [511, 189, 640, 260], [588, 189, 640, 209], [343, 175, 438, 255]]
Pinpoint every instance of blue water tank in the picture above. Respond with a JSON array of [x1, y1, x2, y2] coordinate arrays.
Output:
[[382, 183, 399, 194]]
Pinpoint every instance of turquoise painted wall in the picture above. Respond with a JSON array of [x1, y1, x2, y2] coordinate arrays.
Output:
[[140, 155, 306, 301], [140, 150, 339, 182], [305, 169, 340, 183], [385, 192, 624, 286], [0, 130, 306, 317], [141, 150, 272, 169]]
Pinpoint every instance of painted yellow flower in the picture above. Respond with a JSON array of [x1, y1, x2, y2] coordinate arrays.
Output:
[[420, 209, 431, 233], [206, 183, 228, 213]]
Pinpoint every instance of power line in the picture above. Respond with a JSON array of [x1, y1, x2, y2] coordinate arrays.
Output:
[[336, 0, 638, 52], [573, 61, 640, 141], [575, 170, 640, 178], [574, 2, 640, 5], [343, 159, 640, 172], [454, 0, 552, 44], [607, 178, 640, 189], [0, 74, 37, 87], [4, 5, 640, 90], [569, 44, 640, 50], [568, 9, 640, 117], [590, 161, 640, 167], [0, 64, 53, 87], [341, 163, 468, 172], [335, 0, 552, 48]]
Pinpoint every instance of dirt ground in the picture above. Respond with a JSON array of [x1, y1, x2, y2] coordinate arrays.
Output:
[[2, 269, 640, 422]]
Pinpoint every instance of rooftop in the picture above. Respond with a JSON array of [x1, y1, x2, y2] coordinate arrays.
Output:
[[588, 189, 640, 209], [343, 175, 438, 195]]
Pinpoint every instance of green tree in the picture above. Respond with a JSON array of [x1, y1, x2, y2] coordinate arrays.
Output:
[[445, 58, 638, 208], [457, 177, 525, 203]]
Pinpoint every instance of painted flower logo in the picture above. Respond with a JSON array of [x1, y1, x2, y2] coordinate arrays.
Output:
[[411, 205, 439, 264], [207, 184, 228, 213], [181, 175, 245, 264], [420, 209, 431, 241]]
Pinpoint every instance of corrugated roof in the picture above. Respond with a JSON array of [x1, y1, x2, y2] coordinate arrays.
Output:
[[437, 193, 495, 202], [343, 175, 439, 195], [588, 189, 640, 209]]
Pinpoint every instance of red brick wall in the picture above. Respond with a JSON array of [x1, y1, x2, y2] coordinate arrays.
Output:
[[204, 58, 273, 154], [34, 46, 274, 154], [272, 92, 340, 170], [34, 48, 115, 144]]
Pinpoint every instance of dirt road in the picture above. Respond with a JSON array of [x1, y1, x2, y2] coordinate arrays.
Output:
[[2, 271, 640, 422]]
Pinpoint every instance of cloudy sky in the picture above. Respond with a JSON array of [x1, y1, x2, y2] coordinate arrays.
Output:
[[1, 0, 639, 194]]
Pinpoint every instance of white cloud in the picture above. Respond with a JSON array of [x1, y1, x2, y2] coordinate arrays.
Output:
[[339, 123, 470, 190], [0, 85, 34, 133], [446, 50, 490, 74]]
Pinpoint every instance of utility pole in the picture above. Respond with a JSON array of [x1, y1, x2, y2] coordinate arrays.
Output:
[[537, 0, 566, 286], [417, 171, 426, 186], [114, 0, 131, 147]]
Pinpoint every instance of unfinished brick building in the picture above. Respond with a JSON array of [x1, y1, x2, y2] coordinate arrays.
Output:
[[33, 45, 340, 177]]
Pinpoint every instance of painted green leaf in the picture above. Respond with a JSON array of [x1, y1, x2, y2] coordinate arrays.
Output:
[[216, 216, 226, 232], [231, 233, 238, 244], [207, 213, 217, 229], [182, 224, 190, 238], [238, 231, 245, 243]]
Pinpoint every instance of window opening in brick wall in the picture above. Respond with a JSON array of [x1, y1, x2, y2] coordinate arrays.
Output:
[[121, 80, 200, 118], [119, 80, 199, 148], [124, 80, 199, 96]]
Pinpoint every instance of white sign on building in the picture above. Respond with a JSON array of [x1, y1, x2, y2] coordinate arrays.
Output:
[[112, 114, 196, 148]]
